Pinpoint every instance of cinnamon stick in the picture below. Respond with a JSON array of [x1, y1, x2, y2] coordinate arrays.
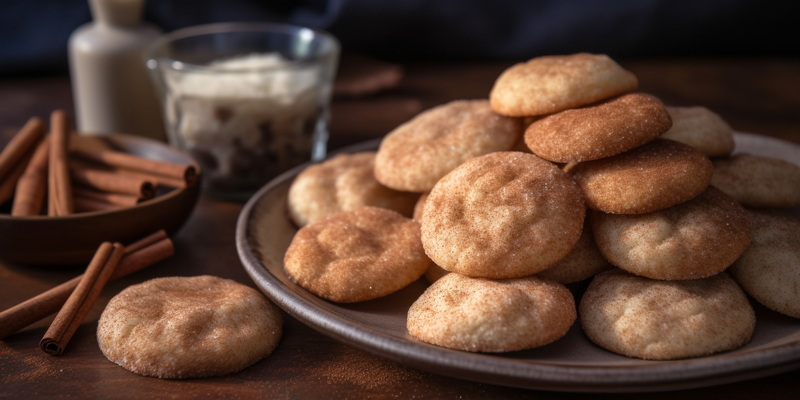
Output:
[[0, 117, 46, 182], [72, 149, 197, 187], [40, 241, 125, 355], [0, 147, 34, 205], [118, 168, 190, 189], [73, 195, 122, 213], [48, 110, 74, 216], [0, 230, 172, 340], [11, 136, 50, 216], [70, 161, 155, 198], [73, 186, 147, 207], [120, 229, 169, 254]]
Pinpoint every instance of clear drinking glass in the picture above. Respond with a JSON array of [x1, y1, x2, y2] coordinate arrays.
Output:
[[145, 22, 339, 200]]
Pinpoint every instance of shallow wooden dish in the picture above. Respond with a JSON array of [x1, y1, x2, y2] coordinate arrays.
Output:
[[237, 133, 800, 392], [0, 133, 201, 265]]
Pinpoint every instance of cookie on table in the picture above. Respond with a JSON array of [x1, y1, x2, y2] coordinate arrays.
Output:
[[421, 152, 585, 279], [97, 276, 282, 379], [661, 106, 735, 158], [374, 99, 522, 193], [525, 93, 672, 163], [729, 210, 800, 318], [408, 273, 576, 352], [489, 53, 638, 117], [537, 212, 610, 284], [592, 186, 751, 280], [288, 152, 419, 227], [571, 139, 713, 214], [711, 153, 800, 208], [580, 270, 755, 360], [284, 206, 429, 303]]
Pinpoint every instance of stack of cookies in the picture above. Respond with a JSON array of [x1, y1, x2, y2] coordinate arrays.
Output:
[[283, 53, 800, 361]]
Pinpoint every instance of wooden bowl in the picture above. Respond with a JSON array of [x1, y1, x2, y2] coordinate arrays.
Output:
[[0, 133, 201, 266]]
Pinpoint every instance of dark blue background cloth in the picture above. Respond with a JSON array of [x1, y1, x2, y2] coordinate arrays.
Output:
[[0, 0, 796, 74]]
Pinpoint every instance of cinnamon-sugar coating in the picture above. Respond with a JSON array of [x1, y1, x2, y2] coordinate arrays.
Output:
[[97, 276, 282, 379], [571, 139, 713, 214], [421, 152, 585, 279], [284, 206, 429, 303], [580, 270, 755, 360], [592, 187, 751, 280], [711, 153, 800, 208], [288, 152, 418, 227], [729, 210, 800, 318], [537, 212, 610, 284], [661, 106, 734, 157], [489, 53, 638, 116], [525, 93, 672, 162], [408, 273, 575, 352], [374, 100, 521, 192]]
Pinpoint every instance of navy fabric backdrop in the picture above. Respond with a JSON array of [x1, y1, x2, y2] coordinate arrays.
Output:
[[0, 0, 796, 74]]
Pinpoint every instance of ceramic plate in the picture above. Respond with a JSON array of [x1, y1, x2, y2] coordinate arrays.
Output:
[[236, 133, 800, 392]]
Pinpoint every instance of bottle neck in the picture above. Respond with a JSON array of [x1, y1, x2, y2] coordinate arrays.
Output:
[[89, 0, 145, 28]]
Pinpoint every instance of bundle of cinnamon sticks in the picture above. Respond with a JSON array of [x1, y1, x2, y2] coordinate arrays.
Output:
[[0, 110, 197, 215]]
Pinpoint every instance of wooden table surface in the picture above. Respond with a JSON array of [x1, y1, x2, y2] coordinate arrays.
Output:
[[1, 58, 800, 399]]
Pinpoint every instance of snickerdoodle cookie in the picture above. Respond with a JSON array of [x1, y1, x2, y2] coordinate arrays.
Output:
[[729, 210, 800, 318], [412, 192, 429, 222], [592, 187, 751, 280], [412, 192, 450, 283], [408, 273, 575, 352], [288, 152, 418, 227], [284, 206, 429, 302], [661, 106, 735, 157], [374, 100, 522, 192], [711, 153, 800, 208], [489, 53, 638, 116], [537, 213, 610, 284], [524, 93, 672, 162], [571, 139, 713, 214], [421, 152, 585, 279], [97, 276, 282, 379], [580, 270, 755, 360]]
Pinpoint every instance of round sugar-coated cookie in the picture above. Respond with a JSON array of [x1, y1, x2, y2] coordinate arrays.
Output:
[[412, 192, 429, 222], [525, 93, 672, 163], [537, 213, 610, 284], [661, 106, 734, 157], [730, 210, 800, 318], [489, 53, 638, 117], [97, 276, 282, 379], [572, 139, 713, 214], [592, 187, 751, 280], [580, 270, 755, 360], [412, 192, 450, 283], [711, 153, 800, 208], [408, 273, 575, 352], [421, 152, 585, 279], [288, 152, 418, 227], [374, 99, 522, 192], [284, 206, 429, 303]]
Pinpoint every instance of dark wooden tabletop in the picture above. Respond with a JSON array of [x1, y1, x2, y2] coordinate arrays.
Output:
[[1, 58, 800, 399]]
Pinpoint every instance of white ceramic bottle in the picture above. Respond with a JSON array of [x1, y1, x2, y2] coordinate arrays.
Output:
[[69, 0, 166, 141]]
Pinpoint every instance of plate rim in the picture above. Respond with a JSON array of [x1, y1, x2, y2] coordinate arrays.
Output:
[[236, 133, 800, 392]]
